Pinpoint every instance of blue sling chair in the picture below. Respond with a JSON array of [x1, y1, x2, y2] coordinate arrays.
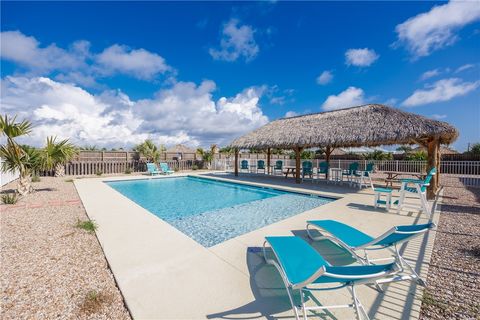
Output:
[[306, 220, 435, 288], [240, 160, 249, 172], [263, 236, 398, 320], [273, 160, 283, 175], [397, 167, 436, 216], [257, 160, 266, 174]]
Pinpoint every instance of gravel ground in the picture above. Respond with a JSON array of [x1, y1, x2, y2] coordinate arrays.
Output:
[[1, 177, 131, 320], [420, 177, 480, 319]]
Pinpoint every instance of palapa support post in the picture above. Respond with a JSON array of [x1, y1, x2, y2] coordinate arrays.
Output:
[[427, 139, 439, 200], [234, 148, 239, 176], [295, 147, 302, 184], [267, 148, 271, 174], [325, 146, 333, 180]]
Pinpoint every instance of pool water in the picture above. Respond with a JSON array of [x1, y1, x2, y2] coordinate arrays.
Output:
[[107, 176, 333, 247]]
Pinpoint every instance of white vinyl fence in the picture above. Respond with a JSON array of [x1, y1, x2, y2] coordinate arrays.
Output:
[[0, 159, 19, 187]]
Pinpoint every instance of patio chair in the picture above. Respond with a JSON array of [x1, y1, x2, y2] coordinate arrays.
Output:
[[397, 167, 436, 216], [263, 236, 398, 320], [316, 162, 329, 181], [302, 161, 313, 180], [240, 160, 249, 172], [159, 162, 175, 175], [273, 160, 283, 175], [343, 162, 360, 186], [257, 160, 266, 174], [146, 163, 161, 175], [306, 220, 435, 287], [358, 162, 375, 189]]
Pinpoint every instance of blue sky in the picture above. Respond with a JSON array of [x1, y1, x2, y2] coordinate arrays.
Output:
[[1, 1, 479, 150]]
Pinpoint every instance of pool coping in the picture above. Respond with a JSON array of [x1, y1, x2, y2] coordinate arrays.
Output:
[[74, 172, 438, 319]]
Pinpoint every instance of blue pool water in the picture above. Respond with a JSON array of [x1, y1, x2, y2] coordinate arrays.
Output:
[[107, 176, 333, 247]]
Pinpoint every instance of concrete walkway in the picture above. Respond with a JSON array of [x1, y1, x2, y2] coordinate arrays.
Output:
[[74, 172, 438, 320]]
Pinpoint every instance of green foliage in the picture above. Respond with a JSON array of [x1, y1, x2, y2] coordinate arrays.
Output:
[[406, 150, 427, 161], [31, 175, 41, 182], [196, 144, 217, 167], [133, 139, 163, 162], [86, 290, 99, 301], [219, 146, 234, 154], [289, 150, 315, 159], [75, 219, 98, 233], [1, 193, 18, 204], [192, 164, 199, 170], [0, 114, 33, 143], [95, 170, 103, 176], [124, 167, 132, 174], [468, 143, 480, 155], [396, 145, 413, 153], [41, 136, 78, 171], [364, 150, 393, 160], [80, 145, 99, 151]]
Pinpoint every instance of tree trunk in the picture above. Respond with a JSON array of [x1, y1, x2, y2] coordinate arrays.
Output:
[[295, 147, 302, 184], [17, 174, 33, 196], [55, 163, 66, 177], [234, 149, 239, 176], [427, 139, 439, 200]]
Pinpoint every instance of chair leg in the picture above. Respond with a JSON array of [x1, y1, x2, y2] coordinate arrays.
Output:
[[300, 289, 308, 320], [351, 285, 370, 320], [397, 183, 407, 213]]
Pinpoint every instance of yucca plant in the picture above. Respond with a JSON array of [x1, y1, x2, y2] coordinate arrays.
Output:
[[196, 144, 218, 169], [0, 115, 38, 196], [133, 139, 164, 163], [41, 136, 78, 177]]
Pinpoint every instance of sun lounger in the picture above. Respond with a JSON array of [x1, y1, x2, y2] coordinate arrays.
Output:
[[263, 236, 397, 320], [146, 163, 161, 175], [159, 162, 174, 175], [306, 220, 435, 287]]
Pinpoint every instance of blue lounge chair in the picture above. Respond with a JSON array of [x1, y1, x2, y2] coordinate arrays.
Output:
[[317, 162, 329, 181], [273, 160, 283, 175], [306, 220, 435, 287], [343, 162, 360, 186], [159, 162, 174, 175], [240, 160, 249, 172], [263, 236, 397, 320], [397, 167, 436, 216], [146, 163, 161, 175], [302, 161, 313, 180], [257, 160, 266, 174]]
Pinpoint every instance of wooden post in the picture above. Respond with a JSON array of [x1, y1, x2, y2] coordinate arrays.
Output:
[[267, 148, 271, 174], [234, 149, 239, 176], [436, 144, 441, 188], [325, 146, 332, 180], [295, 147, 302, 184], [427, 139, 439, 200]]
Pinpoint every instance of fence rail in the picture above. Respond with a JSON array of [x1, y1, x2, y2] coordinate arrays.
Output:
[[215, 158, 480, 176]]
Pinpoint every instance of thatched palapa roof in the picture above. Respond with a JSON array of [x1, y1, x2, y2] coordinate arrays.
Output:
[[165, 144, 196, 154], [230, 104, 458, 149]]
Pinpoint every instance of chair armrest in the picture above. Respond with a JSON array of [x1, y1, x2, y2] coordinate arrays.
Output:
[[400, 178, 424, 184]]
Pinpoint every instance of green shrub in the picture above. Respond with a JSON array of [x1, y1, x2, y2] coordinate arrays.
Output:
[[95, 170, 103, 176], [406, 151, 427, 161], [1, 193, 18, 204], [31, 175, 41, 182], [124, 167, 132, 174], [192, 164, 198, 170], [75, 219, 98, 233]]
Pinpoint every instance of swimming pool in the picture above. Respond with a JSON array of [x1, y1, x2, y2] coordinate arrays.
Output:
[[106, 176, 333, 247]]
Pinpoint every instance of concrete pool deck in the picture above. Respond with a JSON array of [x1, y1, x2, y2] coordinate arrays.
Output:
[[74, 172, 438, 320]]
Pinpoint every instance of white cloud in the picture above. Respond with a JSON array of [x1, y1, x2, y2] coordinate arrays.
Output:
[[402, 78, 480, 107], [0, 30, 172, 84], [95, 44, 172, 80], [0, 76, 268, 147], [0, 31, 88, 73], [431, 114, 447, 120], [316, 70, 333, 85], [284, 111, 298, 118], [345, 48, 379, 67], [455, 63, 475, 73], [395, 0, 480, 58], [209, 19, 259, 62], [420, 68, 442, 81], [322, 87, 366, 111], [383, 98, 398, 106]]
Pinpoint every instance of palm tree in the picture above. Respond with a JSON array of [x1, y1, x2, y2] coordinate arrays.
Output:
[[0, 115, 36, 195], [41, 136, 78, 177], [196, 144, 217, 169], [133, 139, 161, 163]]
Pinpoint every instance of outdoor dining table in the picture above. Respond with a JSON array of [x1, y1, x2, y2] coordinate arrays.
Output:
[[381, 171, 426, 187]]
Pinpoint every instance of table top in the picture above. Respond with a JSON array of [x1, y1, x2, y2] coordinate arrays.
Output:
[[381, 171, 425, 175]]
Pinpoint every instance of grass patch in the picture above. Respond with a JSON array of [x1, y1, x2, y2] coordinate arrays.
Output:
[[75, 219, 98, 233], [1, 193, 18, 204], [79, 290, 112, 315], [31, 175, 41, 182]]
